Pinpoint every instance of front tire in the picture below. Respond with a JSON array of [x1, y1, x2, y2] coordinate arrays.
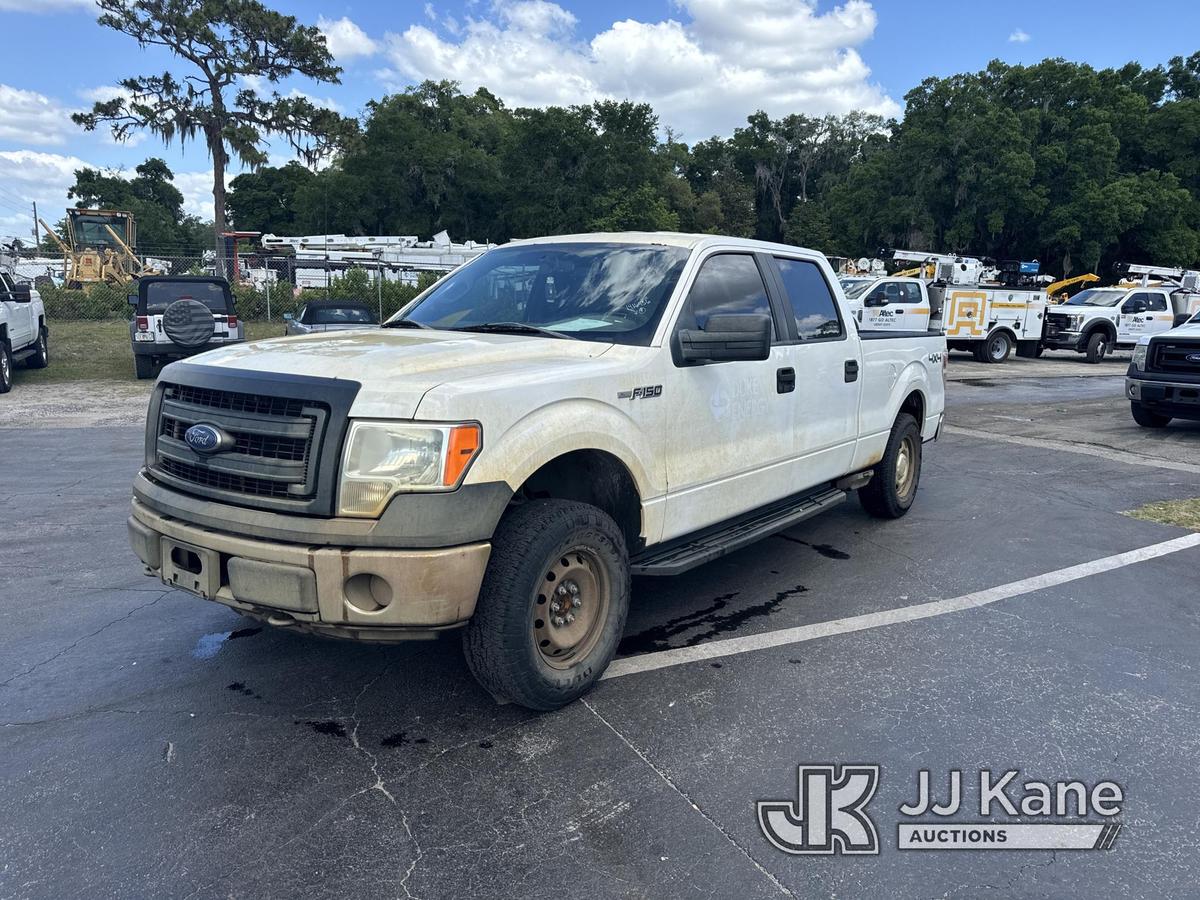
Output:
[[0, 342, 12, 393], [463, 499, 630, 710], [1085, 332, 1109, 364], [27, 328, 48, 369], [1130, 401, 1171, 428], [859, 413, 922, 519]]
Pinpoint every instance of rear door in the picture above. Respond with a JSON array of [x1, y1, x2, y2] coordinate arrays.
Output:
[[662, 251, 796, 538], [768, 255, 861, 484]]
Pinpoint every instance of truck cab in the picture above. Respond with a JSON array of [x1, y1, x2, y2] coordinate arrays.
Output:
[[0, 269, 49, 393], [842, 277, 932, 333], [1043, 286, 1184, 363]]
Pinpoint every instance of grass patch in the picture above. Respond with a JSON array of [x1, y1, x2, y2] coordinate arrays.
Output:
[[1124, 499, 1200, 531], [16, 319, 282, 385]]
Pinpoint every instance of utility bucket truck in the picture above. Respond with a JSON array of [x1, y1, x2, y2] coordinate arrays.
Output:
[[1042, 263, 1200, 363], [845, 250, 1049, 363]]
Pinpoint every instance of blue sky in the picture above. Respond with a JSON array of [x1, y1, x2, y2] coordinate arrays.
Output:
[[0, 0, 1197, 240]]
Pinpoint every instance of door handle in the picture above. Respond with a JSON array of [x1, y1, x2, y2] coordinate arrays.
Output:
[[777, 367, 795, 394], [844, 360, 859, 383]]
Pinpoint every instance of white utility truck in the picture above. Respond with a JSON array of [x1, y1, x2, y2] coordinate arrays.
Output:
[[1043, 264, 1200, 363], [0, 268, 49, 392], [854, 251, 1049, 363], [128, 233, 946, 710]]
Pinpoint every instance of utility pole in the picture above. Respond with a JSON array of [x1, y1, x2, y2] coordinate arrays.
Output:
[[32, 202, 39, 248]]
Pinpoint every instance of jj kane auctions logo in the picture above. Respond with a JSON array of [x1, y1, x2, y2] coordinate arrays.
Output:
[[758, 765, 1123, 854]]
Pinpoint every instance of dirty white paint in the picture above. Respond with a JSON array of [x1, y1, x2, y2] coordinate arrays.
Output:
[[603, 533, 1200, 680]]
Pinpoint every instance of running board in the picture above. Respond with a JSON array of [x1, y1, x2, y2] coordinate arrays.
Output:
[[630, 486, 846, 577]]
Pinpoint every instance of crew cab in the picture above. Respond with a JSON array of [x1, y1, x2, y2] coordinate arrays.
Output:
[[842, 276, 932, 333], [1043, 285, 1189, 363], [1126, 322, 1200, 427], [127, 233, 946, 709], [129, 275, 245, 379], [0, 270, 48, 393]]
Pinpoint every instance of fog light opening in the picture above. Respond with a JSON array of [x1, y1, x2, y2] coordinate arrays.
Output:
[[344, 573, 394, 613]]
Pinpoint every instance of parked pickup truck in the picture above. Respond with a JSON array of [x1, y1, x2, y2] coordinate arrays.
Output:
[[0, 269, 49, 393], [128, 233, 946, 709], [1126, 321, 1200, 427], [1042, 285, 1194, 363]]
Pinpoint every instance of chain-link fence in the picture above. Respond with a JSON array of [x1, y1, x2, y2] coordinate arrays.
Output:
[[5, 250, 444, 322]]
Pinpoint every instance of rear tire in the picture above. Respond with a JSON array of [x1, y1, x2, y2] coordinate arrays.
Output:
[[983, 330, 1013, 363], [134, 355, 155, 380], [0, 342, 12, 393], [1085, 332, 1109, 364], [859, 413, 922, 519], [463, 499, 630, 710], [27, 328, 48, 369], [1130, 402, 1171, 428]]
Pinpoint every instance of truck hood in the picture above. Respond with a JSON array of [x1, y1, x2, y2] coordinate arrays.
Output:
[[1164, 322, 1200, 339], [178, 328, 613, 418]]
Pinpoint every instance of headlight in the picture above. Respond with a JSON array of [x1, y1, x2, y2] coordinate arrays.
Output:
[[1065, 314, 1084, 330], [1132, 340, 1150, 371], [338, 420, 481, 517]]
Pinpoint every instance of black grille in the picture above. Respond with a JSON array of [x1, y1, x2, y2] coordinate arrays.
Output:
[[1150, 340, 1200, 375], [163, 383, 305, 418], [160, 414, 309, 462], [159, 458, 293, 499]]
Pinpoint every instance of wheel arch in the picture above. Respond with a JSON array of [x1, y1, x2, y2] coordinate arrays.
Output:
[[1084, 319, 1117, 341]]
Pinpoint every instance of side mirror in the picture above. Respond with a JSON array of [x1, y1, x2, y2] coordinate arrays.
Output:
[[12, 283, 32, 302], [863, 291, 888, 308], [283, 313, 294, 321], [678, 313, 771, 363], [128, 293, 138, 306], [1124, 299, 1147, 314]]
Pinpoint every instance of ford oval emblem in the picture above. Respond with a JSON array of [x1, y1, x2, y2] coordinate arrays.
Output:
[[1187, 353, 1200, 363], [184, 423, 228, 454]]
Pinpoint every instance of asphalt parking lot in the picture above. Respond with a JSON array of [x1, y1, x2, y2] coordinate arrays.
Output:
[[3, 352, 1199, 899]]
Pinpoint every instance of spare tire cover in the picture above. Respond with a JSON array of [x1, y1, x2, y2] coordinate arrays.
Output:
[[162, 299, 216, 349]]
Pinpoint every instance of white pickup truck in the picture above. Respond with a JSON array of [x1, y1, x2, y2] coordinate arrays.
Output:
[[1042, 285, 1200, 362], [128, 233, 946, 709], [0, 270, 49, 392]]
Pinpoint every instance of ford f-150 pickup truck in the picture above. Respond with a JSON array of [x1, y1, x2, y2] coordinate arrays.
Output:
[[128, 233, 946, 709], [1126, 320, 1200, 427]]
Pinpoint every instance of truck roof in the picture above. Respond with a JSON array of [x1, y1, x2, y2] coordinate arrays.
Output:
[[511, 231, 821, 257]]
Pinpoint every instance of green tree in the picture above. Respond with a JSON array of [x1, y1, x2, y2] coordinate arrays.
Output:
[[227, 161, 317, 234], [72, 0, 350, 263]]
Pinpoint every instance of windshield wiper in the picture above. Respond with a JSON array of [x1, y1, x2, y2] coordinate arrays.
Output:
[[455, 322, 578, 340], [382, 317, 431, 329]]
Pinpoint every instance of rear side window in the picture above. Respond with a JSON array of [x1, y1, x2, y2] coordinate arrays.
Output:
[[679, 254, 775, 338], [144, 281, 231, 314], [774, 257, 844, 340], [310, 306, 377, 325]]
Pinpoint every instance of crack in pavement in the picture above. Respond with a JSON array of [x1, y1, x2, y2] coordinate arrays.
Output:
[[580, 697, 795, 898], [0, 591, 172, 689]]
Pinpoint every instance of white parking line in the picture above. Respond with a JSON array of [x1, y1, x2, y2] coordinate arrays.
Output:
[[602, 533, 1200, 681], [945, 425, 1200, 474]]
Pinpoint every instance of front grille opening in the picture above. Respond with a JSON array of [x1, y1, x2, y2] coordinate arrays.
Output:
[[163, 383, 306, 418], [159, 458, 296, 499], [170, 546, 203, 574], [1152, 342, 1200, 374], [160, 414, 310, 462]]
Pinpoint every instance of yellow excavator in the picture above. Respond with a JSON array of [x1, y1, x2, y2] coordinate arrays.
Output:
[[1045, 272, 1099, 303], [38, 208, 160, 289]]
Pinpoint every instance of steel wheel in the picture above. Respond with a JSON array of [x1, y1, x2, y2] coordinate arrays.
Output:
[[895, 432, 918, 501], [533, 547, 611, 670]]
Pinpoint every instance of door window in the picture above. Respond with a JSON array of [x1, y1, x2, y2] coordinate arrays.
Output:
[[1144, 293, 1169, 312], [900, 283, 923, 304], [774, 257, 844, 340], [679, 254, 776, 338]]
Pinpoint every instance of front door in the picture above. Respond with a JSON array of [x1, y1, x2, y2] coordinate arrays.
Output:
[[1119, 291, 1173, 342], [662, 251, 795, 540], [0, 273, 34, 350]]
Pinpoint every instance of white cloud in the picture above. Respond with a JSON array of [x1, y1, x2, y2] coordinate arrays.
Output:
[[0, 150, 94, 239], [0, 0, 94, 11], [317, 15, 379, 60], [0, 84, 76, 146], [1008, 28, 1031, 43], [381, 0, 898, 139], [171, 169, 234, 220]]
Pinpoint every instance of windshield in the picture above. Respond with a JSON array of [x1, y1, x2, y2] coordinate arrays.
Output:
[[310, 306, 376, 325], [1065, 288, 1124, 307], [842, 279, 877, 299], [393, 242, 690, 345], [144, 281, 232, 315], [71, 214, 128, 250]]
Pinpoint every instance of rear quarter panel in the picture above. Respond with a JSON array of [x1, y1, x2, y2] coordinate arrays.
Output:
[[851, 333, 946, 471]]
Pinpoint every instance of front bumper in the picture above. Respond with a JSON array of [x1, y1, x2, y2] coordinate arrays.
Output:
[[1041, 328, 1085, 351], [1126, 376, 1200, 418], [129, 499, 491, 640]]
